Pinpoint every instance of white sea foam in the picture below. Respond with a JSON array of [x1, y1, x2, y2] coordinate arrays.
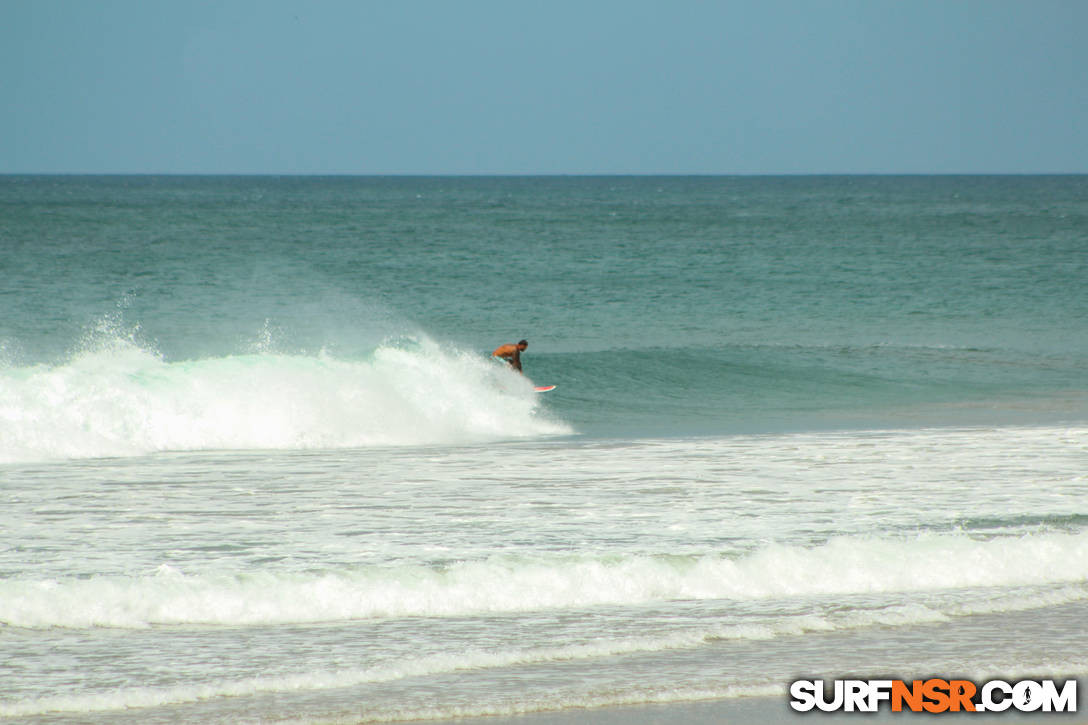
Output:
[[0, 336, 569, 463], [3, 530, 1086, 630]]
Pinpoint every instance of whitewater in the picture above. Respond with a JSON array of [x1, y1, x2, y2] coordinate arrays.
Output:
[[0, 330, 567, 463], [1, 175, 1086, 724], [4, 424, 1087, 722]]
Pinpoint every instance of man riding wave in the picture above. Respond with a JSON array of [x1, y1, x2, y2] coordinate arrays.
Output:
[[492, 339, 528, 373]]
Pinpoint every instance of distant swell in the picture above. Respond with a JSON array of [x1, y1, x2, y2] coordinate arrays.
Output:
[[0, 336, 570, 463], [3, 531, 1086, 629]]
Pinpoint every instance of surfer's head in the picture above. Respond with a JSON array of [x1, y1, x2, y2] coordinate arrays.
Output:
[[518, 339, 528, 350]]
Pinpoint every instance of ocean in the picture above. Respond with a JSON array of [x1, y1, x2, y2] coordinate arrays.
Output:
[[1, 175, 1086, 723]]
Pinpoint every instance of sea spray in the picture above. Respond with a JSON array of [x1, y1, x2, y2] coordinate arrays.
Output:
[[0, 334, 570, 463]]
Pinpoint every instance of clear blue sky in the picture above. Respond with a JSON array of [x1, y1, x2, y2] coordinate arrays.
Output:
[[3, 0, 1086, 174]]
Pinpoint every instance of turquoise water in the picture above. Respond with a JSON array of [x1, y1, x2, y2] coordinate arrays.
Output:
[[3, 175, 1086, 445], [1, 176, 1086, 723]]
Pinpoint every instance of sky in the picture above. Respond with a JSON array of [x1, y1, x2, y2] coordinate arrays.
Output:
[[2, 0, 1086, 175]]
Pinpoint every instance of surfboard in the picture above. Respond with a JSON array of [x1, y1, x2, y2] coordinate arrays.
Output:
[[534, 385, 557, 393]]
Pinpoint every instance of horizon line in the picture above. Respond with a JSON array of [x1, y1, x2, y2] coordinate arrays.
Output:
[[3, 171, 1087, 178]]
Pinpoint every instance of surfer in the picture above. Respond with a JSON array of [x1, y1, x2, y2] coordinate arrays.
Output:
[[492, 339, 528, 373]]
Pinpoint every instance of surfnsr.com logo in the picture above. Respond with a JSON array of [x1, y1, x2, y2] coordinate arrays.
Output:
[[790, 679, 1078, 714]]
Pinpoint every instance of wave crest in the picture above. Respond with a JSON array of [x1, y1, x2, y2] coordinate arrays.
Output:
[[4, 531, 1086, 629], [0, 335, 570, 463]]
